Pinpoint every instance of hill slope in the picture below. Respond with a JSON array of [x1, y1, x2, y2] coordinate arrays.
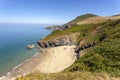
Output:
[[69, 14, 97, 23], [17, 14, 120, 80], [69, 13, 120, 25]]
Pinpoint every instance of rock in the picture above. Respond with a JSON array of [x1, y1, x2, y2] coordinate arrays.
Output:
[[46, 25, 61, 30], [37, 32, 79, 48], [55, 42, 61, 46], [74, 42, 96, 58], [27, 44, 35, 49], [46, 24, 71, 30]]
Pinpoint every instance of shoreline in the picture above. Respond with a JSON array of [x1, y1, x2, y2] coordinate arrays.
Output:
[[0, 51, 39, 77], [0, 51, 40, 80], [0, 45, 77, 80], [12, 52, 40, 71]]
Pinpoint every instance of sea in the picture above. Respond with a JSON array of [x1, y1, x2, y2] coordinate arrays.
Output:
[[0, 23, 52, 75]]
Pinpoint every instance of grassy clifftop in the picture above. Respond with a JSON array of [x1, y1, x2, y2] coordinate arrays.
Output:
[[17, 14, 120, 80]]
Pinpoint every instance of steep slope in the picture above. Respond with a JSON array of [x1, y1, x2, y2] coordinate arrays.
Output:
[[17, 14, 120, 80], [38, 17, 120, 76], [65, 19, 120, 77]]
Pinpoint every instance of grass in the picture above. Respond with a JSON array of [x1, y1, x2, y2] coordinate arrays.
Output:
[[17, 17, 120, 80], [65, 19, 120, 77], [17, 71, 120, 80], [41, 23, 102, 42], [70, 14, 97, 23], [41, 19, 120, 77], [65, 39, 120, 77]]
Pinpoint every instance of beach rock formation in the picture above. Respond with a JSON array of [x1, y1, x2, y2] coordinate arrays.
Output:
[[74, 42, 96, 58], [38, 32, 79, 48], [38, 38, 75, 48], [27, 44, 35, 49]]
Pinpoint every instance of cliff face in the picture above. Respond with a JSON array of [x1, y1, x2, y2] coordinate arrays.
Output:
[[46, 24, 71, 30], [38, 32, 79, 48], [18, 14, 120, 79], [38, 14, 120, 56]]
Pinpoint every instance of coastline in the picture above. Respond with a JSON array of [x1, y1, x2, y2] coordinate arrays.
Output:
[[0, 51, 41, 80], [12, 51, 40, 71], [0, 24, 53, 79], [0, 45, 77, 80]]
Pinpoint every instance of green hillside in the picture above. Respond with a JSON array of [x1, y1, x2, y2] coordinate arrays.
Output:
[[17, 15, 120, 80], [70, 14, 97, 23]]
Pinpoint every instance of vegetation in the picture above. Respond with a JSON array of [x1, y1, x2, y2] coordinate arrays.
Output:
[[66, 39, 120, 77], [41, 14, 98, 42], [41, 23, 102, 42], [17, 72, 120, 80], [65, 19, 120, 77], [70, 14, 97, 23], [17, 15, 120, 80]]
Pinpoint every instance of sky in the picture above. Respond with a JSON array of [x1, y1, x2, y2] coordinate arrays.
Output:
[[0, 0, 120, 24]]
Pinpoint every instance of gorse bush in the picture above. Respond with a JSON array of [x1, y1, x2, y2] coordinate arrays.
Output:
[[65, 19, 120, 77], [66, 39, 120, 77]]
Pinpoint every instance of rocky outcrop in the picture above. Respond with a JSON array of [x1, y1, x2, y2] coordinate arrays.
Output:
[[46, 25, 60, 30], [38, 37, 76, 48], [27, 44, 35, 49], [38, 32, 79, 48], [74, 42, 96, 59], [59, 24, 71, 30], [46, 24, 71, 30], [75, 42, 95, 53]]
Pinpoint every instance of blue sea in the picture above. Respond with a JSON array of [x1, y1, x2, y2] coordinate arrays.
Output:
[[0, 23, 52, 75]]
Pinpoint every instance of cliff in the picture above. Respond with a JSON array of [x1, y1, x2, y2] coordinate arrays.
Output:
[[37, 14, 120, 77], [38, 32, 79, 48], [17, 14, 120, 80], [39, 14, 120, 50]]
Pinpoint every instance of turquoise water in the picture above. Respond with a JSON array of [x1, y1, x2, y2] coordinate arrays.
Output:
[[0, 23, 52, 75]]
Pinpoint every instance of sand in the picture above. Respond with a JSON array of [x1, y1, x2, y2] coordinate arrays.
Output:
[[37, 46, 76, 73], [1, 45, 76, 80]]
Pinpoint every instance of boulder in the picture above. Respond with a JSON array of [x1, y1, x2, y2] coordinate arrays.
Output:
[[27, 44, 35, 49]]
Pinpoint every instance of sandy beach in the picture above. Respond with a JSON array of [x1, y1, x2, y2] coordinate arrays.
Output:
[[1, 45, 76, 80]]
